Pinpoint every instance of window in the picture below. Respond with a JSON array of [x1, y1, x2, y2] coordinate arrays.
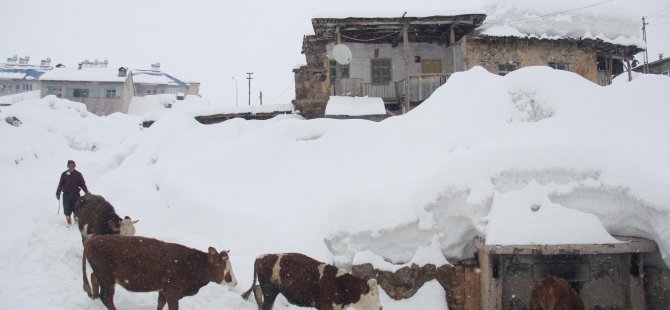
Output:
[[46, 86, 60, 96], [329, 60, 350, 83], [421, 59, 443, 74], [105, 87, 117, 98], [73, 88, 90, 98], [548, 62, 569, 71], [498, 63, 518, 76], [371, 59, 392, 84], [146, 89, 157, 95]]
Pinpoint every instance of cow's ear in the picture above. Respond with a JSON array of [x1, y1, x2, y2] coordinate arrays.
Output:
[[367, 278, 377, 287], [208, 247, 217, 255]]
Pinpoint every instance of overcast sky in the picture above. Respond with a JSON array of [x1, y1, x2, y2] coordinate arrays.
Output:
[[3, 0, 668, 106]]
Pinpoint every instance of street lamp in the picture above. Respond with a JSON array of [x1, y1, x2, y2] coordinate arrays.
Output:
[[231, 76, 238, 106]]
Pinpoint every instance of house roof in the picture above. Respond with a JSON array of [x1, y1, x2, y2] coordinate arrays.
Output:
[[0, 67, 48, 80], [475, 2, 645, 49], [312, 14, 486, 44], [131, 69, 187, 86], [632, 57, 670, 72], [39, 67, 128, 83]]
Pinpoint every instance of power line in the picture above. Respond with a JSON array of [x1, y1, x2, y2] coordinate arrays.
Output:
[[483, 0, 616, 25], [648, 2, 670, 17]]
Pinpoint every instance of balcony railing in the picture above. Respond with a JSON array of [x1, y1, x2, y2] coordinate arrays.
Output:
[[332, 74, 447, 103]]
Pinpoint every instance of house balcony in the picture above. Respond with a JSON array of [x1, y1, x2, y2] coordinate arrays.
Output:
[[331, 74, 448, 105]]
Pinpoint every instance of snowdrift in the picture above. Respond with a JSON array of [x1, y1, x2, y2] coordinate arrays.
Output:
[[1, 67, 669, 309]]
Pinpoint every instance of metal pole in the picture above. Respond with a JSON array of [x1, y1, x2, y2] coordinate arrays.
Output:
[[246, 73, 254, 105], [642, 17, 649, 74], [231, 76, 238, 106], [260, 91, 263, 105]]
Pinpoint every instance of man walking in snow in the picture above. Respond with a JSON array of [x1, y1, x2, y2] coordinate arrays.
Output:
[[56, 160, 89, 226]]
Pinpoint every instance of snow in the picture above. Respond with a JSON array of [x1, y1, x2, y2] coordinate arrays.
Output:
[[39, 67, 128, 82], [0, 90, 40, 105], [477, 1, 646, 47], [129, 94, 294, 121], [1, 66, 669, 309], [325, 96, 386, 116], [131, 70, 183, 85]]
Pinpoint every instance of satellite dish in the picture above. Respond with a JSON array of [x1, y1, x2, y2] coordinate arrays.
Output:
[[333, 44, 352, 65]]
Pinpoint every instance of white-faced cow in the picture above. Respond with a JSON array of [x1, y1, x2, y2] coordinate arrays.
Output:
[[529, 276, 585, 310], [82, 235, 237, 310], [74, 193, 137, 244], [242, 253, 382, 310]]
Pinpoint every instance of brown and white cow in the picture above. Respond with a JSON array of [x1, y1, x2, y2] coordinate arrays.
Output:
[[529, 276, 585, 310], [82, 235, 237, 310], [74, 193, 137, 244], [242, 253, 382, 310]]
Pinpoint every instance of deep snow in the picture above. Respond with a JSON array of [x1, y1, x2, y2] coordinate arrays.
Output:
[[1, 66, 668, 309]]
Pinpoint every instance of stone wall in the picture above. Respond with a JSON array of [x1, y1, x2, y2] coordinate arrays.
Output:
[[352, 260, 480, 310], [293, 36, 330, 119], [466, 35, 599, 83]]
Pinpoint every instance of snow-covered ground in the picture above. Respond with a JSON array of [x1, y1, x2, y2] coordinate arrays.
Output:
[[1, 66, 668, 309], [129, 94, 294, 122]]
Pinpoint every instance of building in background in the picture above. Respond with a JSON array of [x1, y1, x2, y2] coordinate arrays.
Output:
[[132, 63, 196, 97], [39, 61, 133, 116], [633, 54, 670, 76], [0, 55, 52, 96], [293, 14, 643, 119]]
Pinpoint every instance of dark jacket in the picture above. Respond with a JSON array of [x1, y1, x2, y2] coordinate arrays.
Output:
[[56, 169, 89, 194]]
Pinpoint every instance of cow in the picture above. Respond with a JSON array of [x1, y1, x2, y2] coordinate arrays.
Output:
[[82, 235, 237, 310], [74, 193, 137, 244], [529, 276, 585, 310], [241, 253, 382, 310]]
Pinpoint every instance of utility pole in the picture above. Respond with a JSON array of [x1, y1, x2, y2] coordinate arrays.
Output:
[[259, 91, 263, 105], [246, 72, 254, 105], [642, 17, 649, 74]]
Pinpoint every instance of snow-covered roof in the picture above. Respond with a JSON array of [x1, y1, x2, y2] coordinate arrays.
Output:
[[476, 2, 645, 48], [131, 69, 187, 86], [0, 67, 48, 80], [39, 67, 128, 83], [325, 96, 387, 116]]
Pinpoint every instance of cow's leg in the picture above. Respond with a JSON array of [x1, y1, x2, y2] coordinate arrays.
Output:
[[156, 291, 167, 310], [91, 272, 100, 299], [252, 285, 264, 310], [166, 297, 179, 310], [97, 274, 116, 310], [260, 284, 278, 310]]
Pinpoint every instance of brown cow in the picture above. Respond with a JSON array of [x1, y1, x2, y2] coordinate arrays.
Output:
[[82, 235, 237, 310], [529, 276, 585, 310], [242, 253, 382, 310], [74, 193, 137, 244]]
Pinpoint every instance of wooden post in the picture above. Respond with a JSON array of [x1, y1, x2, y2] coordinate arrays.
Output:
[[336, 25, 341, 44], [450, 26, 457, 73], [403, 22, 410, 113], [626, 59, 632, 82]]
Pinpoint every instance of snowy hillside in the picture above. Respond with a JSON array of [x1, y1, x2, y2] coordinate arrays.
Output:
[[1, 67, 669, 309]]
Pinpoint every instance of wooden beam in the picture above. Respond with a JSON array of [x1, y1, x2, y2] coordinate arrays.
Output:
[[403, 22, 410, 114]]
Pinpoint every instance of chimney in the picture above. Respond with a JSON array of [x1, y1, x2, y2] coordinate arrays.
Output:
[[151, 62, 160, 71], [40, 57, 52, 67], [101, 59, 108, 68], [118, 67, 127, 77], [660, 53, 664, 60]]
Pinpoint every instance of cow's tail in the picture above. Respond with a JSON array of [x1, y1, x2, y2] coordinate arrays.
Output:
[[82, 240, 94, 298], [241, 264, 258, 301]]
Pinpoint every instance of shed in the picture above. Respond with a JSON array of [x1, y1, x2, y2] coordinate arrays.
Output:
[[475, 236, 657, 309]]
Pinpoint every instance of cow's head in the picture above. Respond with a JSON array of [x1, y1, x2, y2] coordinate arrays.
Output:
[[120, 216, 138, 236], [351, 278, 383, 310], [106, 219, 122, 234], [208, 247, 237, 288]]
